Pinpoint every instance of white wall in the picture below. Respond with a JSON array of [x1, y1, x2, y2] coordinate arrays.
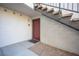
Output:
[[40, 15, 79, 55], [0, 7, 32, 47]]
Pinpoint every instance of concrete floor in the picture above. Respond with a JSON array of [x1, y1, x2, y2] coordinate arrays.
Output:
[[0, 40, 38, 56], [0, 40, 78, 56]]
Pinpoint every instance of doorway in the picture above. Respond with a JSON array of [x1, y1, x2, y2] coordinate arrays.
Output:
[[32, 18, 40, 41]]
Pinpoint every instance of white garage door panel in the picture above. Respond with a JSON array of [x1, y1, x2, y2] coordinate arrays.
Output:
[[0, 10, 32, 47]]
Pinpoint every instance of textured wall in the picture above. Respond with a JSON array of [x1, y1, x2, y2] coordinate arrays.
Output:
[[40, 15, 79, 55]]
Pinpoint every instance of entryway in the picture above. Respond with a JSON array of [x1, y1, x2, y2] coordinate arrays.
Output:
[[32, 18, 40, 42]]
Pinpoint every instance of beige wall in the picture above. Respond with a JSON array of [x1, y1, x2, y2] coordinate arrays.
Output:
[[40, 15, 79, 55], [0, 6, 32, 47]]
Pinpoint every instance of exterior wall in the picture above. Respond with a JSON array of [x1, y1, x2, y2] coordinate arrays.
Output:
[[40, 15, 79, 55], [0, 6, 32, 47]]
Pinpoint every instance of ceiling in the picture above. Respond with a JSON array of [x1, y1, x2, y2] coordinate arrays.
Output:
[[0, 3, 40, 18]]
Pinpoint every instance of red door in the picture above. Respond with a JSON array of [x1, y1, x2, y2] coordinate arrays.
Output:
[[32, 18, 40, 41]]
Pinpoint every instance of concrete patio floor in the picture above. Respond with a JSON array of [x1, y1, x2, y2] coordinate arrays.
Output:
[[0, 40, 38, 56]]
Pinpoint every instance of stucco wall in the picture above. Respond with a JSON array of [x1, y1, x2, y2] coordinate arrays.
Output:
[[40, 15, 79, 55], [0, 6, 32, 47]]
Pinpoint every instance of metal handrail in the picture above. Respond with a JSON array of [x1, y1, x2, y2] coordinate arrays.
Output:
[[38, 3, 79, 13]]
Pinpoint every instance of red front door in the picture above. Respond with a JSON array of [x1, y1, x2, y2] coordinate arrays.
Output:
[[32, 18, 40, 41]]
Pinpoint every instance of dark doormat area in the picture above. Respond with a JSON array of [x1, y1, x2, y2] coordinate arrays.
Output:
[[28, 40, 39, 43]]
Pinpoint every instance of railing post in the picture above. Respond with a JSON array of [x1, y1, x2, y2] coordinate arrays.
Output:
[[59, 3, 61, 14]]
